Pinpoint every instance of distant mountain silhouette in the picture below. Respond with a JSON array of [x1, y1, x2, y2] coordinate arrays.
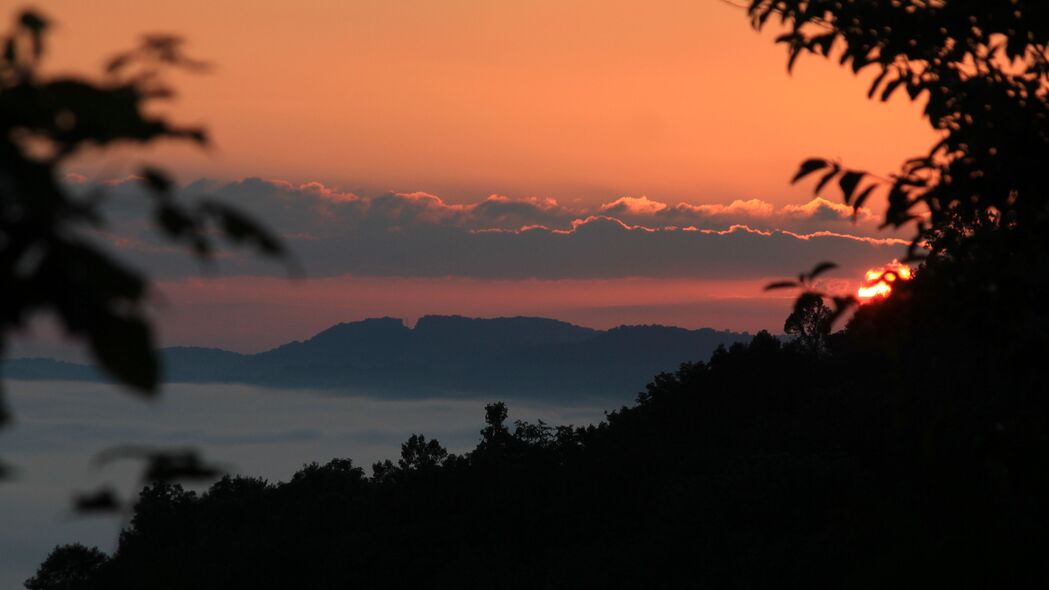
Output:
[[3, 316, 750, 400]]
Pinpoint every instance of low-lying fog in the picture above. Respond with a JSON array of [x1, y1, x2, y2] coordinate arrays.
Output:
[[0, 381, 614, 589]]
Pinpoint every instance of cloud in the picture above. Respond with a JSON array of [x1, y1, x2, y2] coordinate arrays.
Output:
[[78, 176, 907, 281], [600, 196, 668, 216]]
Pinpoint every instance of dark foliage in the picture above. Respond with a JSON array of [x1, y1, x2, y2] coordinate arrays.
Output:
[[0, 9, 283, 426], [749, 0, 1049, 250], [26, 4, 1049, 588], [24, 544, 108, 590], [783, 292, 833, 354], [754, 0, 1049, 326], [35, 287, 1049, 587]]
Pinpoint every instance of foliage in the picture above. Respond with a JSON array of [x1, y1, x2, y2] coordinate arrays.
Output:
[[751, 0, 1049, 327], [783, 291, 833, 353], [0, 8, 283, 426], [23, 4, 1049, 588], [24, 544, 108, 590], [749, 0, 1049, 253], [34, 323, 1049, 588]]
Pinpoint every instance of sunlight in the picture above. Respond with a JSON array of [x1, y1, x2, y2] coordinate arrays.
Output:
[[857, 260, 913, 302]]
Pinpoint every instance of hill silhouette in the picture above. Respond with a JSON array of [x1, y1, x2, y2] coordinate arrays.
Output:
[[4, 316, 750, 400]]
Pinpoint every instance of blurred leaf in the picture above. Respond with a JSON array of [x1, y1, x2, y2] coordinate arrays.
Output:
[[142, 450, 223, 483], [17, 10, 48, 33], [851, 185, 876, 218], [832, 295, 857, 310], [19, 10, 49, 60], [87, 313, 158, 394], [201, 200, 284, 257], [105, 52, 130, 73], [58, 242, 148, 300], [155, 204, 197, 240], [72, 487, 123, 515], [814, 168, 838, 194], [867, 68, 890, 99], [0, 381, 9, 427], [764, 281, 799, 291], [140, 167, 173, 194], [791, 158, 828, 184], [880, 77, 904, 101], [808, 261, 838, 280], [95, 446, 224, 484], [838, 171, 863, 203], [794, 291, 824, 311]]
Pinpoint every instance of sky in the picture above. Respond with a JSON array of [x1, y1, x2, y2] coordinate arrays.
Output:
[[16, 0, 936, 355]]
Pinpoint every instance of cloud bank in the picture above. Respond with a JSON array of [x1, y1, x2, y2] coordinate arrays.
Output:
[[82, 177, 906, 281]]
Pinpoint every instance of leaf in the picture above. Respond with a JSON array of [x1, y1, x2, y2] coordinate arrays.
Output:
[[60, 241, 148, 301], [826, 305, 849, 328], [18, 10, 49, 33], [0, 381, 9, 428], [791, 159, 829, 184], [88, 313, 159, 394], [105, 52, 130, 73], [18, 10, 49, 59], [867, 68, 890, 99], [97, 447, 224, 483], [808, 261, 838, 280], [155, 205, 197, 240], [881, 77, 904, 101], [764, 281, 799, 291], [73, 488, 123, 515], [787, 46, 802, 72], [142, 450, 223, 483], [201, 201, 284, 257], [811, 33, 836, 56], [838, 171, 864, 203], [140, 167, 173, 194], [814, 168, 839, 195], [3, 38, 15, 64], [832, 295, 857, 310], [851, 185, 876, 219]]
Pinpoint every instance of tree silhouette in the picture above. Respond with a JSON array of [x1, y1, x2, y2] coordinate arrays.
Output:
[[750, 1, 1049, 321], [478, 402, 511, 451], [398, 434, 450, 471], [23, 544, 108, 590], [748, 1, 1049, 249], [783, 292, 832, 354], [0, 8, 284, 429]]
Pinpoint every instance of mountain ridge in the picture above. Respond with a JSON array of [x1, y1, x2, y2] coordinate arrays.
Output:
[[3, 315, 752, 401]]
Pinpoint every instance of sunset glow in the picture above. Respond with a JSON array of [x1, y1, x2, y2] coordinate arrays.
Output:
[[857, 260, 913, 302], [21, 1, 921, 349]]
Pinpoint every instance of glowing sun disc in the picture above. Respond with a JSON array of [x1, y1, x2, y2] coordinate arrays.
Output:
[[857, 260, 913, 302]]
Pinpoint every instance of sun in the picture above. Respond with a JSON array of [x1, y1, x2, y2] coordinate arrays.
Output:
[[857, 260, 913, 302]]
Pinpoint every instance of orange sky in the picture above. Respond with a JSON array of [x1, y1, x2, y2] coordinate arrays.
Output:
[[11, 1, 940, 353], [41, 0, 935, 204]]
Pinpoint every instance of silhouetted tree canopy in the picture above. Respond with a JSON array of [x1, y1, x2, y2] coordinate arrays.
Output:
[[37, 320, 1049, 588], [783, 291, 832, 354], [24, 544, 108, 590]]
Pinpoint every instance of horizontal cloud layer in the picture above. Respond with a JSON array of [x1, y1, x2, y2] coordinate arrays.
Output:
[[80, 176, 906, 281]]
